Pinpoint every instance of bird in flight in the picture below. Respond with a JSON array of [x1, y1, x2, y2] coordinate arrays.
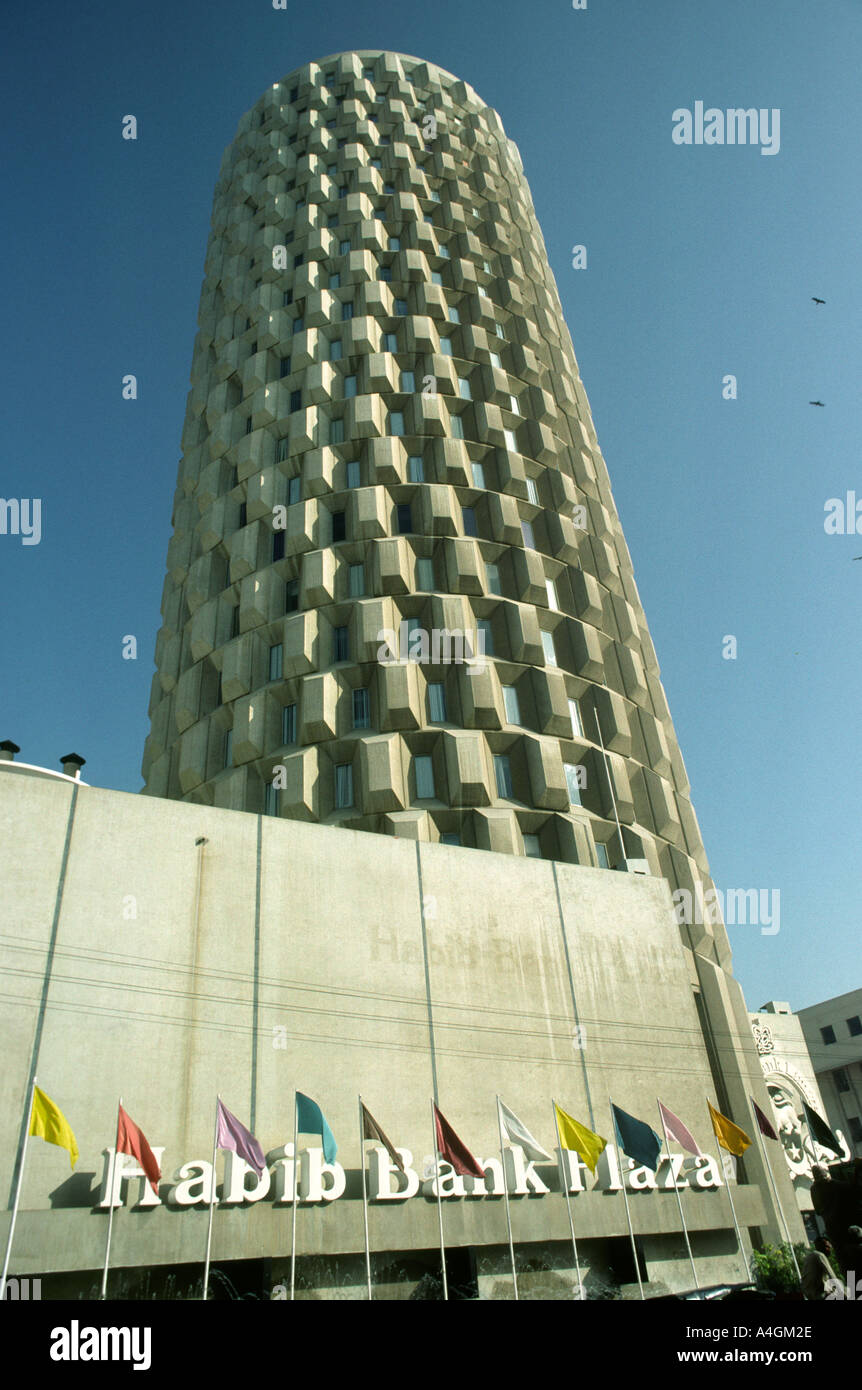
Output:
[[809, 400, 825, 407], [812, 297, 825, 305]]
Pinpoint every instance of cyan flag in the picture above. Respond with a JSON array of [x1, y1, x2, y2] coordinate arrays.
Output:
[[296, 1092, 337, 1164], [611, 1103, 662, 1172]]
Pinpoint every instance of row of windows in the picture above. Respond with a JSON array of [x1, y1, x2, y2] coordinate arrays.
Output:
[[820, 1015, 862, 1044], [269, 505, 555, 562], [258, 748, 585, 813]]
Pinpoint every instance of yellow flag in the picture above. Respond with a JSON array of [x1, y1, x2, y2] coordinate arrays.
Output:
[[708, 1100, 751, 1157], [29, 1087, 79, 1168], [554, 1104, 606, 1174]]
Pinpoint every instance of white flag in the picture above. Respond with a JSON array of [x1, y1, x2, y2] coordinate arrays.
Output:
[[499, 1099, 552, 1162]]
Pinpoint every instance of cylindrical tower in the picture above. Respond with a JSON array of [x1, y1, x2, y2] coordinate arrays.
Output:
[[142, 49, 728, 969]]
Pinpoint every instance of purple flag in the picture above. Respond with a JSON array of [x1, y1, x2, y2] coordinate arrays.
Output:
[[216, 1099, 266, 1175], [658, 1100, 702, 1156]]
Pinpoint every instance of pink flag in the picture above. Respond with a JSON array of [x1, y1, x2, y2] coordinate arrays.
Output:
[[658, 1100, 702, 1156], [216, 1099, 266, 1175]]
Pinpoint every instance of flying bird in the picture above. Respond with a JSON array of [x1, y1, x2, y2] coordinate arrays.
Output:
[[853, 556, 862, 562], [809, 400, 825, 407], [812, 297, 825, 305]]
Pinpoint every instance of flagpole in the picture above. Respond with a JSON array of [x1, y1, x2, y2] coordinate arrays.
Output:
[[0, 1074, 38, 1301], [358, 1095, 372, 1301], [495, 1096, 519, 1300], [749, 1098, 801, 1283], [290, 1092, 299, 1301], [202, 1094, 220, 1301], [656, 1100, 698, 1290], [711, 1150, 745, 1278], [431, 1100, 449, 1301], [100, 1097, 122, 1300], [552, 1100, 584, 1300], [609, 1097, 644, 1301]]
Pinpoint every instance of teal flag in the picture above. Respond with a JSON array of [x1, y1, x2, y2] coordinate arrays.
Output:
[[296, 1092, 337, 1164], [611, 1103, 662, 1172]]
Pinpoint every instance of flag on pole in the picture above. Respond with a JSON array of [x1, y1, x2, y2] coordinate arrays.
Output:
[[216, 1099, 266, 1175], [554, 1104, 606, 1174], [658, 1100, 702, 1156], [611, 1104, 662, 1172], [296, 1092, 337, 1164], [751, 1097, 779, 1142], [29, 1087, 78, 1168], [707, 1100, 751, 1157], [361, 1102, 404, 1173], [117, 1104, 161, 1194], [499, 1100, 552, 1162], [802, 1101, 842, 1157], [433, 1105, 485, 1178]]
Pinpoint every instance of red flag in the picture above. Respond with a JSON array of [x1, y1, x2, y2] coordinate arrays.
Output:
[[117, 1104, 161, 1194], [433, 1104, 485, 1179], [751, 1097, 779, 1142]]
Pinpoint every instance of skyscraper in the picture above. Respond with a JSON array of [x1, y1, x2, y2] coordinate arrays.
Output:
[[142, 49, 724, 964]]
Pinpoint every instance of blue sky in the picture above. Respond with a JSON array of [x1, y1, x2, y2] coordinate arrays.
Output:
[[1, 0, 859, 1011]]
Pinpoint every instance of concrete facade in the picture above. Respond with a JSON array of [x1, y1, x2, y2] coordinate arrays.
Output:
[[0, 767, 801, 1298], [797, 990, 862, 1162]]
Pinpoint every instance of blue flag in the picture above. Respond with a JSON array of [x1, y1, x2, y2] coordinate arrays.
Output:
[[611, 1103, 662, 1172], [296, 1092, 337, 1164]]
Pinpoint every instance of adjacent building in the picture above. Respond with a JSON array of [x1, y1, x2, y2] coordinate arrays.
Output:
[[797, 990, 862, 1161]]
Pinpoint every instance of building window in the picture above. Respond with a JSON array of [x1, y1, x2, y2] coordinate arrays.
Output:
[[495, 322, 505, 338], [277, 438, 289, 463], [344, 374, 357, 398], [340, 239, 351, 255], [428, 682, 446, 723], [293, 254, 304, 269], [521, 520, 535, 549], [848, 1116, 862, 1144], [288, 476, 301, 505], [389, 236, 400, 251], [835, 1069, 851, 1093], [379, 266, 392, 282], [461, 506, 477, 537], [458, 377, 472, 401], [416, 556, 434, 591], [335, 763, 353, 809], [489, 351, 501, 369], [269, 644, 283, 681], [526, 476, 539, 505], [283, 703, 297, 745], [441, 832, 460, 847], [523, 834, 542, 859], [280, 356, 291, 378], [565, 763, 582, 806], [568, 698, 583, 738], [471, 461, 486, 489], [327, 214, 338, 228], [264, 782, 279, 817], [439, 338, 453, 356], [396, 504, 412, 534], [494, 754, 513, 799], [272, 531, 286, 562], [285, 579, 299, 613], [408, 455, 424, 482], [329, 272, 341, 290], [293, 316, 304, 335], [342, 302, 354, 321], [595, 841, 610, 870], [502, 685, 521, 725], [238, 502, 247, 529], [330, 418, 345, 445], [414, 755, 435, 800], [431, 271, 443, 286], [390, 411, 405, 436], [848, 1016, 862, 1037], [382, 332, 397, 352], [290, 389, 302, 413], [230, 605, 240, 639], [451, 415, 465, 440], [332, 511, 346, 543], [504, 429, 517, 452], [329, 339, 343, 361], [245, 417, 253, 435], [546, 578, 558, 610], [346, 460, 360, 489], [394, 299, 408, 316], [282, 290, 293, 308], [478, 618, 493, 656], [349, 563, 365, 597], [353, 688, 370, 729], [510, 393, 521, 416], [485, 562, 501, 595], [400, 370, 415, 393], [223, 729, 233, 768], [541, 630, 557, 666], [448, 306, 460, 325], [333, 625, 349, 662], [821, 1025, 837, 1045]]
